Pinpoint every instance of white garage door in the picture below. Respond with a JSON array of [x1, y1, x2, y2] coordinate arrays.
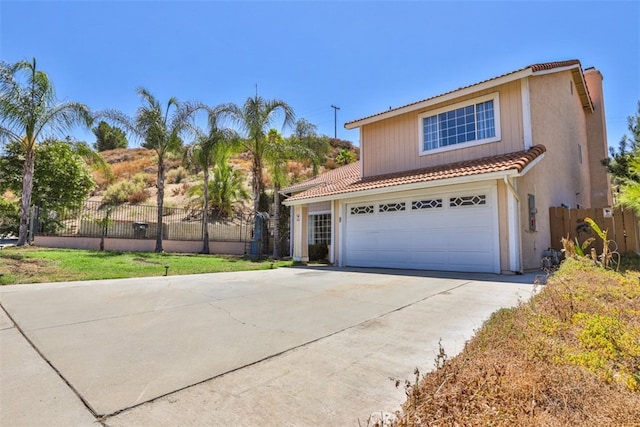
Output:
[[344, 186, 499, 273]]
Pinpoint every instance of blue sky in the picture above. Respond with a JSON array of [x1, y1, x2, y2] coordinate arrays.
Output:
[[1, 1, 638, 149]]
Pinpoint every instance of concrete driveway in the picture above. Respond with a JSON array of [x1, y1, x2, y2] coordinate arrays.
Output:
[[0, 267, 537, 426]]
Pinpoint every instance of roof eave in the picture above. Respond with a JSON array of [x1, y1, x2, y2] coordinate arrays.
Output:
[[279, 182, 319, 196], [531, 64, 593, 112], [519, 153, 545, 176], [283, 169, 521, 206], [345, 69, 533, 129]]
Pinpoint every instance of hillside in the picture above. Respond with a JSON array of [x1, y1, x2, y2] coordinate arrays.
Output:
[[92, 139, 359, 210]]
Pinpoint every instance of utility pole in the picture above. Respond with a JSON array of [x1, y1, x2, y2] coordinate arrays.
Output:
[[331, 105, 340, 140]]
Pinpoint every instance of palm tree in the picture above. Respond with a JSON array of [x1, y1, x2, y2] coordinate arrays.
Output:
[[101, 88, 197, 252], [0, 58, 92, 245], [187, 155, 249, 220], [264, 129, 313, 259], [184, 110, 238, 253], [219, 95, 295, 216]]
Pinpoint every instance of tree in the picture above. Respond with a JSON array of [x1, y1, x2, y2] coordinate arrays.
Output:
[[264, 129, 313, 259], [290, 118, 328, 176], [93, 120, 128, 151], [602, 101, 640, 186], [609, 102, 640, 213], [187, 154, 249, 219], [219, 95, 295, 216], [0, 195, 19, 237], [101, 88, 198, 252], [0, 58, 92, 245], [0, 139, 95, 233], [184, 109, 238, 253]]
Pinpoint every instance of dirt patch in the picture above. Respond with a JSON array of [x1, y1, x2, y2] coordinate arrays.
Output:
[[1, 256, 56, 279], [132, 258, 163, 265]]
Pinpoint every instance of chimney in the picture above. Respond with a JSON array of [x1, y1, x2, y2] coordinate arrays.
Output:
[[584, 68, 612, 207]]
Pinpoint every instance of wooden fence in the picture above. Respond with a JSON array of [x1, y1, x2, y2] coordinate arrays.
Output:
[[549, 206, 640, 254]]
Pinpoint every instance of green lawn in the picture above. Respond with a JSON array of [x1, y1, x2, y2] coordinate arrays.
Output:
[[0, 246, 292, 285]]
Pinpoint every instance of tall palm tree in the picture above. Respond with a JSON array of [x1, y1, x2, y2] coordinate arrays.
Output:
[[101, 88, 197, 252], [265, 129, 313, 259], [0, 58, 92, 245], [184, 109, 238, 253], [219, 95, 295, 216]]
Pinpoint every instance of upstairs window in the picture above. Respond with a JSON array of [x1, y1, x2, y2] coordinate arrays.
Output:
[[419, 93, 500, 154]]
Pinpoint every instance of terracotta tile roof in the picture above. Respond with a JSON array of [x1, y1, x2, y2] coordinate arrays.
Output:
[[284, 145, 546, 203], [529, 60, 580, 72], [282, 161, 361, 194], [345, 60, 588, 127]]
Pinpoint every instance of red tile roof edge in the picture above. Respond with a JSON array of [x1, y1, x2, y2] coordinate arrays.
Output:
[[285, 145, 546, 203], [281, 161, 361, 193]]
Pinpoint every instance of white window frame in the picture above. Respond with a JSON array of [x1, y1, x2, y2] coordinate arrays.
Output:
[[308, 210, 332, 245], [418, 92, 501, 156]]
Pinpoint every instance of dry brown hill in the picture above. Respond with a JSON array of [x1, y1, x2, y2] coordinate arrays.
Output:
[[92, 141, 359, 209]]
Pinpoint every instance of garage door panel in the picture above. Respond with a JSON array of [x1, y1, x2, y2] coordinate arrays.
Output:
[[345, 187, 498, 273], [447, 229, 493, 251], [409, 250, 448, 265], [406, 233, 448, 250]]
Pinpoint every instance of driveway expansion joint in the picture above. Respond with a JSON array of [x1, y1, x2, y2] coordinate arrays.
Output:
[[98, 280, 476, 421], [0, 301, 102, 422]]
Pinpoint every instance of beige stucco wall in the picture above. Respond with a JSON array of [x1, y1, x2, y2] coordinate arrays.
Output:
[[331, 200, 340, 264], [584, 69, 613, 207], [307, 201, 331, 212], [517, 69, 592, 269], [496, 179, 510, 272], [33, 236, 245, 255], [360, 80, 525, 177], [292, 205, 309, 262]]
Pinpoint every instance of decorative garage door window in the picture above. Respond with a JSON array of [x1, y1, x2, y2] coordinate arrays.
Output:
[[379, 202, 406, 213], [308, 213, 331, 245], [449, 194, 486, 207], [350, 205, 374, 215], [412, 199, 443, 210]]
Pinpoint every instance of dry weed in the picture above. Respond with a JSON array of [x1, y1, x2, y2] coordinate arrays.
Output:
[[397, 258, 640, 426]]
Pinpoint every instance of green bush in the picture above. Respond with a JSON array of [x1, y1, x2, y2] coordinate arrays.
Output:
[[103, 179, 149, 205], [0, 197, 19, 237]]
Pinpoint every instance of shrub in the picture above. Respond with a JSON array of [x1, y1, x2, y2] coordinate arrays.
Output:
[[132, 172, 155, 187], [103, 179, 149, 205], [0, 196, 19, 237], [166, 166, 189, 184], [127, 188, 150, 204]]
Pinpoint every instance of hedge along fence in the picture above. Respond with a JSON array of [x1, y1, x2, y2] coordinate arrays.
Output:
[[549, 206, 640, 255], [33, 199, 255, 243]]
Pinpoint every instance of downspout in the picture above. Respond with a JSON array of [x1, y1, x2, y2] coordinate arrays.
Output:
[[504, 176, 524, 273]]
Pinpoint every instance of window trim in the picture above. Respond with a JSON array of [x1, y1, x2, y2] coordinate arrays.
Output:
[[308, 211, 332, 245], [418, 92, 501, 156]]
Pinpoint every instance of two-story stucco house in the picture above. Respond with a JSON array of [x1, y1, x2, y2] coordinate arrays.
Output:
[[282, 60, 611, 274]]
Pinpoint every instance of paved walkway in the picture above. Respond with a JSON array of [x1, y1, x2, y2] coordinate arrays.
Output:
[[0, 267, 537, 426]]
